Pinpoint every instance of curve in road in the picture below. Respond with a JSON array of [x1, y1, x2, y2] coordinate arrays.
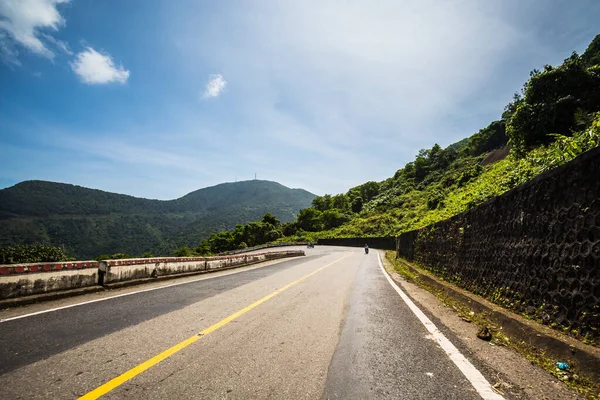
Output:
[[0, 246, 501, 399]]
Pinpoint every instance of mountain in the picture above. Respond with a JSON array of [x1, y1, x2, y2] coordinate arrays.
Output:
[[0, 180, 315, 259]]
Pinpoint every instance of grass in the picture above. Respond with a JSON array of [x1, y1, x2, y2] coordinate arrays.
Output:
[[384, 251, 600, 400]]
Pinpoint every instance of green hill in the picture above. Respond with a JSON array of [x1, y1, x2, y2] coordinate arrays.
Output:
[[274, 33, 600, 242], [0, 180, 315, 259]]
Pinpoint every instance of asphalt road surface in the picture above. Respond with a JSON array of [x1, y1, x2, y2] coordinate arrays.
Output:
[[0, 246, 502, 399]]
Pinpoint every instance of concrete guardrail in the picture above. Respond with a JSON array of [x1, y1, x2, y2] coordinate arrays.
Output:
[[0, 250, 304, 300]]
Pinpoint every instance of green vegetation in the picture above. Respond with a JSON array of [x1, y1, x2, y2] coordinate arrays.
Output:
[[94, 253, 133, 261], [0, 244, 70, 264], [329, 117, 600, 237], [271, 115, 598, 242], [2, 35, 599, 262], [269, 34, 600, 241], [506, 52, 600, 156], [0, 180, 314, 259], [173, 212, 286, 256]]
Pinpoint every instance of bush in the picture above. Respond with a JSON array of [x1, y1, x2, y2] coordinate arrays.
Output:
[[296, 208, 324, 231], [282, 222, 298, 236], [195, 239, 212, 256], [351, 197, 363, 213], [0, 244, 69, 264], [320, 209, 351, 230], [465, 121, 507, 156], [507, 54, 600, 156], [110, 253, 132, 259], [582, 34, 600, 66], [173, 246, 193, 257], [426, 192, 445, 210]]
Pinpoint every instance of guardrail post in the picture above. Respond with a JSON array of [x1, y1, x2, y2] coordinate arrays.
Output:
[[98, 261, 107, 286]]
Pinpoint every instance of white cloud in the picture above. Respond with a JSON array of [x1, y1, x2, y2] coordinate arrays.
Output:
[[0, 0, 68, 61], [33, 71, 42, 77], [168, 0, 537, 193], [42, 33, 72, 55], [202, 74, 227, 99], [71, 47, 130, 84], [0, 31, 21, 66]]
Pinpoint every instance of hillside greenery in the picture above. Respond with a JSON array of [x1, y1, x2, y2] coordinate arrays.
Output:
[[231, 34, 600, 248], [0, 180, 314, 260], [2, 35, 599, 261], [280, 35, 600, 241], [170, 212, 286, 256], [313, 116, 600, 239], [181, 111, 599, 256]]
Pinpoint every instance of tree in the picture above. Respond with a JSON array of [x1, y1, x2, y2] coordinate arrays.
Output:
[[412, 149, 432, 182], [173, 246, 193, 257], [428, 145, 458, 172], [261, 212, 280, 226], [502, 92, 523, 122], [312, 196, 323, 211], [195, 239, 212, 256], [265, 229, 283, 242], [507, 53, 600, 155], [351, 196, 363, 213], [296, 208, 323, 231], [359, 182, 380, 202], [320, 209, 351, 230], [322, 194, 332, 210], [311, 194, 333, 211], [232, 224, 246, 247], [282, 222, 298, 236], [429, 143, 442, 159], [465, 121, 508, 156], [401, 162, 416, 181], [110, 253, 131, 259], [332, 194, 349, 211], [242, 222, 264, 247], [582, 34, 600, 67], [208, 231, 234, 253]]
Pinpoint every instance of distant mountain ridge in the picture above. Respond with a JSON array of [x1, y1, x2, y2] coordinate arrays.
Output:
[[0, 180, 315, 259]]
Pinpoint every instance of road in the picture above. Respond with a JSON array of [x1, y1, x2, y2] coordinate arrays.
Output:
[[0, 246, 502, 399]]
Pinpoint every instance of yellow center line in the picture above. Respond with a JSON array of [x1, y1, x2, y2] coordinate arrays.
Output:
[[78, 252, 353, 400]]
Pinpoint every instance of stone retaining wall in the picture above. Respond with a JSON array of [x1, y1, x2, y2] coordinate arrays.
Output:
[[320, 146, 600, 342]]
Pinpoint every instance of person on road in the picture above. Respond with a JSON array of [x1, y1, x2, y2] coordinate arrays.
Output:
[[364, 243, 369, 254]]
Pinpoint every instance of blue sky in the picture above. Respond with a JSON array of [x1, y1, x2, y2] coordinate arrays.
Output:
[[1, 0, 599, 199]]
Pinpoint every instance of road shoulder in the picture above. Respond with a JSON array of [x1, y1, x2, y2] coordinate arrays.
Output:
[[379, 250, 584, 400]]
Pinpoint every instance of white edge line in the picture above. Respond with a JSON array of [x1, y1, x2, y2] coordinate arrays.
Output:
[[0, 256, 297, 324], [376, 252, 504, 400]]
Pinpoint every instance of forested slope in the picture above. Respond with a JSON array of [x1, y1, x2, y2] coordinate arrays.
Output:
[[0, 180, 315, 259]]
